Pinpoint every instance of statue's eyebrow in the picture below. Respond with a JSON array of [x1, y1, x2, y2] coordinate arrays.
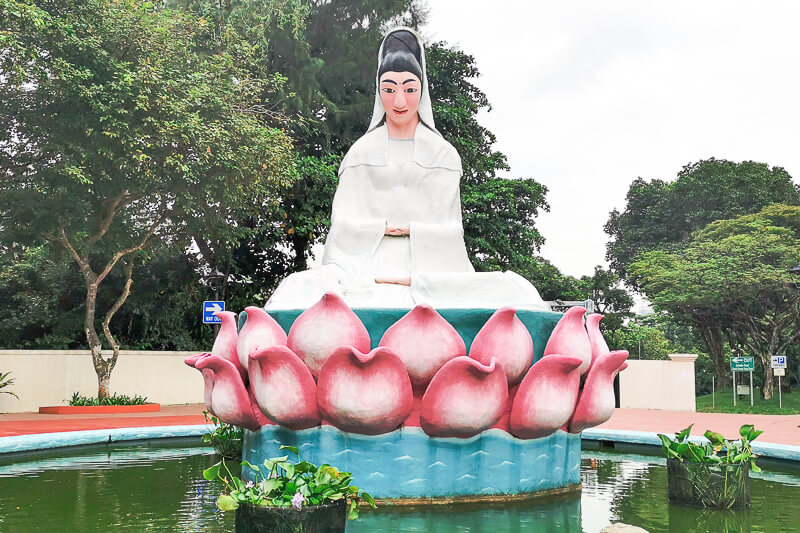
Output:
[[402, 79, 417, 84], [381, 79, 398, 85]]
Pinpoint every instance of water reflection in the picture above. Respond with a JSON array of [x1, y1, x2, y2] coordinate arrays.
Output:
[[0, 444, 797, 532]]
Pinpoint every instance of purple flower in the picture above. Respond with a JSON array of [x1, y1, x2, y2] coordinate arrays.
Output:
[[291, 492, 305, 510], [245, 481, 255, 489]]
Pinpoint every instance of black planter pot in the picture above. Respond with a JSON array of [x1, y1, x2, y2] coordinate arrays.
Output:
[[667, 458, 750, 509], [234, 500, 347, 533]]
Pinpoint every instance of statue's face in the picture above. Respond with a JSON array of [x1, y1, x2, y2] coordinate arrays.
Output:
[[379, 71, 421, 130]]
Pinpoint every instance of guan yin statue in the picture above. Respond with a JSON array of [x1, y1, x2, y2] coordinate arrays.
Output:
[[187, 28, 628, 503]]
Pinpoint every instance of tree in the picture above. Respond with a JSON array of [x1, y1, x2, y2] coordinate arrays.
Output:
[[606, 158, 799, 385], [579, 266, 633, 333], [605, 321, 675, 361], [606, 159, 799, 283], [631, 205, 800, 399], [0, 0, 294, 397]]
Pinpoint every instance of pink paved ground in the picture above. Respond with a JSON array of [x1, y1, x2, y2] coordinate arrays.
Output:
[[0, 405, 798, 446], [596, 409, 800, 446]]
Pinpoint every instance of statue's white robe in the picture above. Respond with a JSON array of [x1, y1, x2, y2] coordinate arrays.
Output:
[[265, 125, 548, 311]]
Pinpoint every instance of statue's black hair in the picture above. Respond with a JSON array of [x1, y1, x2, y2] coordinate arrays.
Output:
[[378, 30, 423, 82]]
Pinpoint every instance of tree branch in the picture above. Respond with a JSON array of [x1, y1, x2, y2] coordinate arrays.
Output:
[[95, 207, 170, 285], [101, 257, 135, 374]]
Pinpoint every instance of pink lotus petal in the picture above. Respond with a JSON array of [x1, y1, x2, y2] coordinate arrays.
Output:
[[249, 345, 320, 430], [185, 353, 214, 415], [317, 346, 413, 435], [195, 354, 262, 431], [237, 307, 288, 374], [543, 307, 592, 375], [469, 307, 534, 385], [420, 356, 508, 438], [509, 355, 583, 439], [288, 292, 371, 379], [212, 311, 246, 381], [379, 304, 466, 389], [569, 350, 629, 433], [585, 313, 610, 371]]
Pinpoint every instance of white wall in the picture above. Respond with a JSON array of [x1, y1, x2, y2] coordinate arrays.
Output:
[[0, 350, 205, 413], [619, 354, 697, 411]]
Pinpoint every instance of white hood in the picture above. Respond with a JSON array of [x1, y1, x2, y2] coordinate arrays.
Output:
[[366, 27, 438, 135]]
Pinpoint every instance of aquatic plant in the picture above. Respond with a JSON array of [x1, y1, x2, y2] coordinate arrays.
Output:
[[659, 424, 762, 509], [203, 445, 376, 519], [202, 410, 243, 459]]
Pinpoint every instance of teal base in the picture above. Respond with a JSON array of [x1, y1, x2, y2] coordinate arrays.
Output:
[[260, 308, 562, 363], [243, 425, 581, 500]]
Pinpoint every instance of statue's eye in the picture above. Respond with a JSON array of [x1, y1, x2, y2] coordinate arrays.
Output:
[[382, 88, 395, 94], [405, 88, 418, 93]]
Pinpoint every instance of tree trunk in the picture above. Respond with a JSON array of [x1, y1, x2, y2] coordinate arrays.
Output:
[[291, 233, 309, 272], [84, 282, 112, 399], [698, 324, 727, 390], [761, 363, 774, 400]]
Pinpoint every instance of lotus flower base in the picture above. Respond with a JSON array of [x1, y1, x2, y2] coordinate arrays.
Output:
[[188, 305, 626, 500]]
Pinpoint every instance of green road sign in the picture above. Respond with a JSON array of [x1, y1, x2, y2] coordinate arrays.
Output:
[[730, 356, 755, 372]]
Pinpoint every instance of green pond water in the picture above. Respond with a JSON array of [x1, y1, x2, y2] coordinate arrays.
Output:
[[0, 439, 797, 532]]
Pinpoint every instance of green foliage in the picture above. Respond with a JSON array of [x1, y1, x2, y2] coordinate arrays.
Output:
[[202, 411, 243, 459], [0, 0, 295, 392], [631, 204, 800, 399], [658, 424, 761, 468], [0, 371, 19, 399], [0, 244, 84, 349], [606, 158, 800, 283], [659, 424, 761, 509], [69, 392, 148, 406], [605, 321, 674, 360], [203, 445, 376, 519]]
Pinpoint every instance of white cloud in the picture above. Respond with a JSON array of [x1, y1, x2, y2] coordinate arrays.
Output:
[[424, 0, 800, 277]]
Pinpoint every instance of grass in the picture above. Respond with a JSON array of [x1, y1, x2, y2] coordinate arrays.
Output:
[[696, 386, 800, 414]]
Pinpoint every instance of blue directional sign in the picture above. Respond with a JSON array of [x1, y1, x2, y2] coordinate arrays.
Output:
[[203, 301, 225, 324]]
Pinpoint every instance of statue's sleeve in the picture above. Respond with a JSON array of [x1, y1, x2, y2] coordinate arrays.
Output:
[[409, 168, 475, 274], [321, 168, 384, 276]]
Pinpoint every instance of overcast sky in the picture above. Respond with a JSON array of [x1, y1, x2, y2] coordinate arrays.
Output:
[[423, 1, 800, 278]]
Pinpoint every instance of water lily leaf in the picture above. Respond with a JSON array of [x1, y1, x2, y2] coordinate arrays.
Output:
[[203, 462, 221, 481], [363, 492, 376, 508], [280, 445, 299, 456], [242, 460, 261, 474], [217, 494, 239, 511], [283, 463, 295, 479], [676, 424, 693, 442], [739, 424, 754, 439], [348, 500, 359, 520], [704, 430, 724, 446]]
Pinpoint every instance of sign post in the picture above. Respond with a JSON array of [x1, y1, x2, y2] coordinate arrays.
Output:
[[730, 356, 755, 407], [771, 355, 788, 409]]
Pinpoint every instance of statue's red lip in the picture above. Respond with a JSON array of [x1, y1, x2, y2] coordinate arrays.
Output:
[[393, 109, 408, 115]]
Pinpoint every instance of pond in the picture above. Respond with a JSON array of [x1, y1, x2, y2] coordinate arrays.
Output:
[[0, 439, 797, 532]]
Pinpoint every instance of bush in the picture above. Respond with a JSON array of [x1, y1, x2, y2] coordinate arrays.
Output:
[[69, 392, 148, 406]]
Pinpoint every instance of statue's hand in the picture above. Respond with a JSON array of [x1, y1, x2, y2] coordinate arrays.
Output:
[[375, 276, 411, 286], [385, 225, 410, 236]]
